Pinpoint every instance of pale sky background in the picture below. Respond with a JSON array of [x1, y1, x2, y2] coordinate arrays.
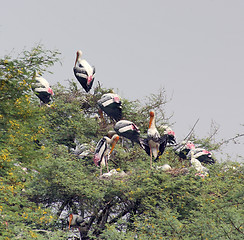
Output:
[[1, 0, 244, 162]]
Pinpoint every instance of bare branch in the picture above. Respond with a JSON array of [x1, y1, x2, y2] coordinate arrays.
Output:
[[219, 133, 244, 147], [183, 118, 200, 141]]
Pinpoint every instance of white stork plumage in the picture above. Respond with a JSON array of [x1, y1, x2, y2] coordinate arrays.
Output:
[[73, 50, 95, 93], [93, 134, 119, 176], [31, 72, 54, 106], [190, 150, 209, 177], [142, 111, 168, 168], [113, 120, 144, 148], [98, 93, 122, 122]]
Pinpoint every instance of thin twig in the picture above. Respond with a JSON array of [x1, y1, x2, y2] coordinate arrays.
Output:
[[183, 118, 200, 141]]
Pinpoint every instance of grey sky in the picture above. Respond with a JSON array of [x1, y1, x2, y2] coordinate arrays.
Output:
[[1, 0, 244, 161]]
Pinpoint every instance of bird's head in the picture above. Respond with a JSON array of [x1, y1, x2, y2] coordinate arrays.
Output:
[[149, 111, 155, 128], [149, 111, 155, 118], [186, 141, 195, 150], [163, 126, 175, 137], [74, 50, 83, 67]]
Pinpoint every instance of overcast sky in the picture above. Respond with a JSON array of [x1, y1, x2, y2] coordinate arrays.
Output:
[[1, 0, 244, 161]]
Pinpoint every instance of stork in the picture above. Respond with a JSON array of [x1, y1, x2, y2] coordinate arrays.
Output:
[[73, 50, 95, 93], [162, 125, 177, 145], [68, 214, 84, 230], [174, 141, 194, 160], [142, 111, 168, 168], [190, 147, 215, 165], [93, 134, 119, 176], [98, 93, 122, 122], [113, 120, 144, 148], [175, 141, 215, 164], [31, 72, 54, 106]]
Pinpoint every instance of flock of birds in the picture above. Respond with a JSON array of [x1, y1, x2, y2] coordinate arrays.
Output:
[[30, 50, 217, 233], [31, 50, 216, 178]]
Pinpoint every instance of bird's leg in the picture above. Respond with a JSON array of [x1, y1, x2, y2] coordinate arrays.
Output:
[[150, 148, 153, 169], [100, 165, 103, 176], [106, 162, 109, 173], [78, 227, 82, 240], [121, 137, 124, 147], [98, 109, 106, 125], [106, 156, 109, 173]]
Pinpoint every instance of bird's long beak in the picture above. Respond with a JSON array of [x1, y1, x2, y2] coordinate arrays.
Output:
[[109, 136, 119, 155], [68, 214, 73, 230], [74, 52, 79, 67]]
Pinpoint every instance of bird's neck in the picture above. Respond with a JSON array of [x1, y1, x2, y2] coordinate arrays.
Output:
[[149, 116, 156, 129]]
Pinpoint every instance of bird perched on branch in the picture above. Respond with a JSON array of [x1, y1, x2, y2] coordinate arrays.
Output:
[[161, 125, 177, 145], [68, 214, 84, 230], [113, 120, 144, 148], [174, 141, 194, 160], [98, 93, 122, 122], [94, 134, 120, 176], [73, 50, 95, 93], [142, 111, 168, 168], [175, 141, 215, 164], [31, 72, 54, 106]]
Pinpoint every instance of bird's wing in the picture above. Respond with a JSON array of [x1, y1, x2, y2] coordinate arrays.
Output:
[[193, 148, 215, 164], [94, 138, 107, 166], [141, 138, 150, 156], [73, 67, 94, 92], [166, 134, 176, 145], [114, 121, 132, 134], [157, 135, 168, 158], [74, 66, 88, 77]]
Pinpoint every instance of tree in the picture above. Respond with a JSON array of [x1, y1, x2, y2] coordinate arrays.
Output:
[[0, 45, 66, 239], [0, 46, 243, 239]]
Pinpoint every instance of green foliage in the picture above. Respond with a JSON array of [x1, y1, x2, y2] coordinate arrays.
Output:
[[0, 46, 243, 239]]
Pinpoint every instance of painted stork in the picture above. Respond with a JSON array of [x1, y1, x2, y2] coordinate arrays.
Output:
[[142, 111, 168, 168], [73, 50, 95, 93], [162, 125, 177, 145], [98, 93, 122, 122], [175, 141, 215, 164], [94, 134, 120, 176], [113, 120, 144, 148], [68, 214, 84, 230], [190, 146, 215, 165], [174, 141, 194, 160], [31, 72, 54, 106]]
